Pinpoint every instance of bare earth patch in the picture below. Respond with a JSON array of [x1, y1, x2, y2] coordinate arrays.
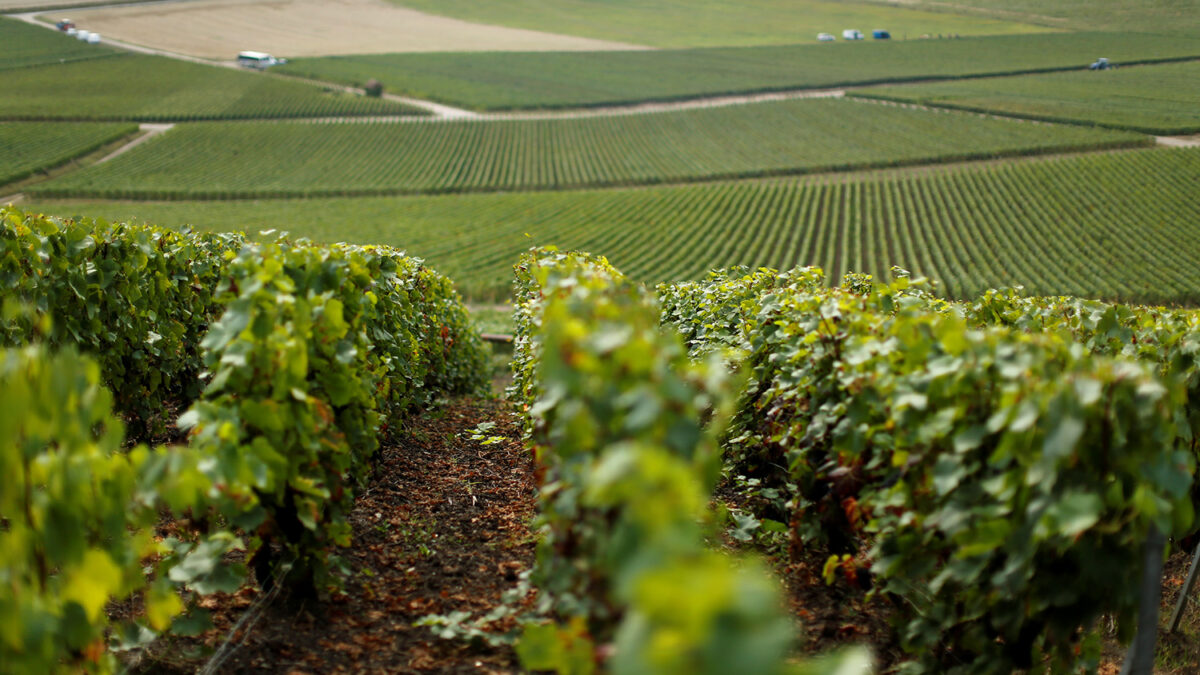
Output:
[[58, 0, 649, 59]]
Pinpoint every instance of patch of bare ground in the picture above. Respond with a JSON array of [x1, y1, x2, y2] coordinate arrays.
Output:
[[59, 0, 649, 60], [1098, 548, 1200, 674], [126, 396, 537, 674]]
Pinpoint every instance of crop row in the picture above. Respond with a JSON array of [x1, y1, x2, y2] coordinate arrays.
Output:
[[27, 98, 1143, 199], [0, 53, 423, 121], [0, 121, 137, 187], [278, 32, 1200, 110], [655, 262, 1197, 672], [0, 207, 489, 672], [509, 247, 870, 675], [855, 60, 1200, 135], [33, 146, 1200, 305]]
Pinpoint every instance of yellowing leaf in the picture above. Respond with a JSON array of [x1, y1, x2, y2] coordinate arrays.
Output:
[[62, 550, 122, 622], [146, 585, 184, 631]]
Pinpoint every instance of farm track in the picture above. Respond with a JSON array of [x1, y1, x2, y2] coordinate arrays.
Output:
[[92, 122, 173, 163], [9, 5, 1200, 125]]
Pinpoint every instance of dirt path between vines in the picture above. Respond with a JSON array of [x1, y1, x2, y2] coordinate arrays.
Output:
[[133, 397, 537, 674]]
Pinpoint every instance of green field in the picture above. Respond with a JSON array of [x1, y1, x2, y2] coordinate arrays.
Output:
[[0, 121, 136, 188], [24, 99, 1144, 200], [0, 53, 423, 121], [279, 32, 1200, 110], [0, 16, 119, 71], [28, 147, 1200, 305], [387, 0, 1049, 48], [855, 61, 1200, 135], [893, 0, 1200, 36]]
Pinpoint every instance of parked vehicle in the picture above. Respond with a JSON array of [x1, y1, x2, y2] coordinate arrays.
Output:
[[842, 29, 864, 40], [872, 30, 891, 40], [817, 33, 835, 42], [237, 51, 288, 69]]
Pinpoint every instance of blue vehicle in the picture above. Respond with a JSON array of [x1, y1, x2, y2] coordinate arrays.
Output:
[[872, 30, 890, 40]]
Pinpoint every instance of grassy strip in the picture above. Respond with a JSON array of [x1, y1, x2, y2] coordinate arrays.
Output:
[[881, 0, 1200, 37]]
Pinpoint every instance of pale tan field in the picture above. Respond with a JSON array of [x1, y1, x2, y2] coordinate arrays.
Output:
[[59, 0, 649, 59]]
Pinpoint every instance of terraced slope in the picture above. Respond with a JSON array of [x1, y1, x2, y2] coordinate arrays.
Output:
[[29, 147, 1200, 305], [26, 98, 1143, 199]]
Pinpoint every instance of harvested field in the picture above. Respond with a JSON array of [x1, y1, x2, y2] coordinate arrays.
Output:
[[58, 0, 649, 59]]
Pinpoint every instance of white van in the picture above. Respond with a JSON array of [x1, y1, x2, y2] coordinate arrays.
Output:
[[237, 51, 287, 69], [842, 29, 864, 40]]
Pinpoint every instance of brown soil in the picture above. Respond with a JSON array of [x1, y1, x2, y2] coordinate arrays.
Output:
[[129, 396, 537, 674], [60, 0, 648, 59], [120, 393, 1200, 673]]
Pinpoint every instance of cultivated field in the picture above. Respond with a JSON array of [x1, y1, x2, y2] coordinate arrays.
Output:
[[0, 15, 117, 70], [26, 99, 1143, 199], [59, 0, 648, 59], [279, 32, 1200, 110], [0, 53, 421, 121], [855, 61, 1200, 135], [30, 147, 1200, 304], [0, 121, 136, 187], [897, 0, 1200, 36], [386, 0, 1051, 47]]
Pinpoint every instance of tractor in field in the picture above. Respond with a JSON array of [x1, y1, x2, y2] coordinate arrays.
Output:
[[55, 18, 74, 31], [1089, 57, 1114, 70]]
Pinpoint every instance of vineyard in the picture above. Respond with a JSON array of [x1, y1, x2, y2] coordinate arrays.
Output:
[[386, 0, 1048, 48], [277, 32, 1200, 110], [0, 15, 118, 71], [855, 61, 1200, 135], [25, 98, 1143, 199], [8, 0, 1200, 669], [0, 206, 491, 673], [31, 146, 1200, 304], [508, 247, 1200, 673], [0, 53, 422, 121], [0, 121, 136, 187]]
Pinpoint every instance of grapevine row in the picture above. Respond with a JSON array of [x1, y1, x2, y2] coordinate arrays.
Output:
[[657, 264, 1195, 673], [0, 121, 137, 189], [509, 247, 870, 675], [0, 207, 489, 672], [25, 98, 1142, 199]]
